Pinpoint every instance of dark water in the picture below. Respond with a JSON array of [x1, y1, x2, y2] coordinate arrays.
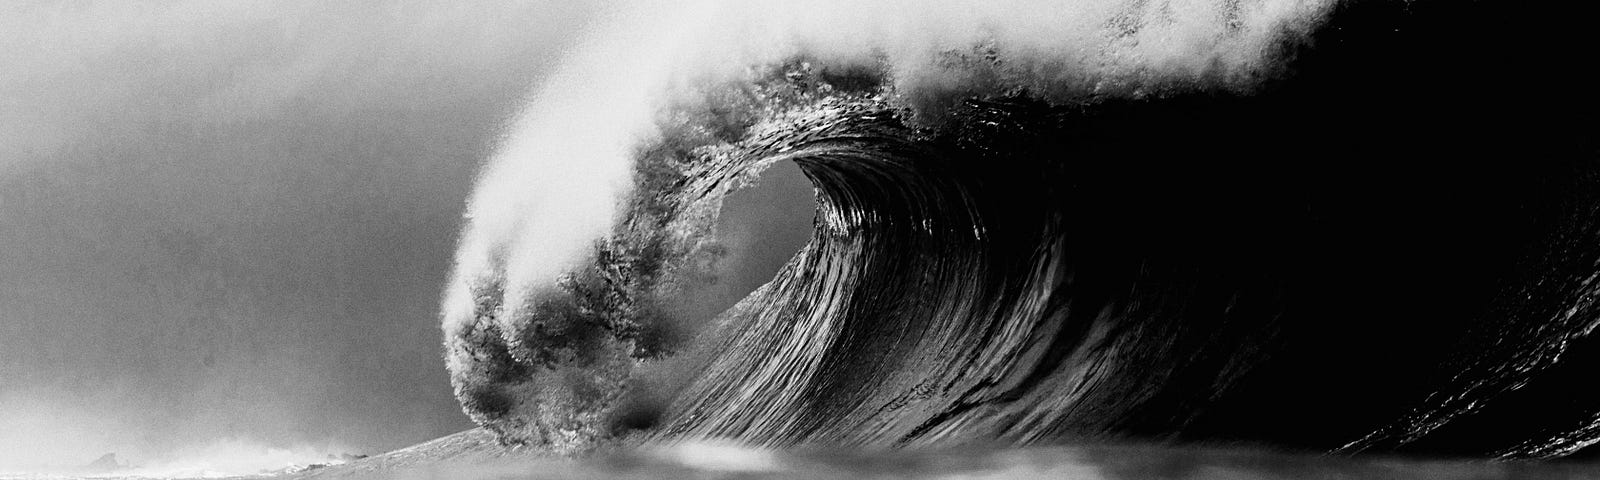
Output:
[[442, 0, 1600, 461]]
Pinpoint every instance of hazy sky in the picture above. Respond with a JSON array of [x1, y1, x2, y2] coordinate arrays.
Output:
[[0, 1, 601, 469]]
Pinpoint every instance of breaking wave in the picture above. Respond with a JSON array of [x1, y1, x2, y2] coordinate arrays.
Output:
[[440, 0, 1600, 460]]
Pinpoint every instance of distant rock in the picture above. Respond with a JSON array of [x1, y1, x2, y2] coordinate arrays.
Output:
[[83, 453, 124, 472]]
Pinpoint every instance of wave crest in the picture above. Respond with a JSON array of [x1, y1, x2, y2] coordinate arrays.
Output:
[[440, 0, 1600, 459]]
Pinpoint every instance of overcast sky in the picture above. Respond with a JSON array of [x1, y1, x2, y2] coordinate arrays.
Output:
[[0, 1, 602, 468]]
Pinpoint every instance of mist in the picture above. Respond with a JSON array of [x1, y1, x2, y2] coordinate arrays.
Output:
[[0, 0, 599, 471]]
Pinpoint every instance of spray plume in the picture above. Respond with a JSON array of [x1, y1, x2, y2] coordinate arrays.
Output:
[[441, 0, 1335, 451]]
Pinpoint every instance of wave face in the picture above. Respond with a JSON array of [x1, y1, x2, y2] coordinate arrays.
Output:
[[442, 0, 1600, 459], [653, 96, 1290, 447]]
